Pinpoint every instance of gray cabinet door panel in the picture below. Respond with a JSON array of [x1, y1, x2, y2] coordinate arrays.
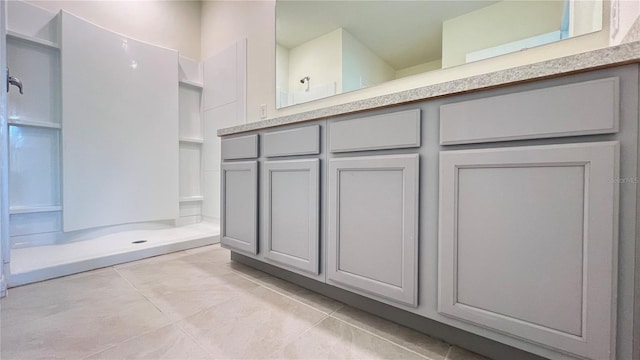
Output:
[[263, 159, 320, 274], [221, 161, 258, 254], [439, 142, 619, 360], [328, 154, 419, 307]]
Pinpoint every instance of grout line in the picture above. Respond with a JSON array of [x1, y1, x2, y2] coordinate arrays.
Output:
[[112, 266, 171, 321], [328, 315, 436, 360], [326, 303, 345, 316], [80, 323, 177, 360], [263, 312, 331, 359], [444, 345, 452, 360], [173, 320, 217, 359]]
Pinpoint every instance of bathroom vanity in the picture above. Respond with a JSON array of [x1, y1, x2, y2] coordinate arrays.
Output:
[[217, 44, 640, 360]]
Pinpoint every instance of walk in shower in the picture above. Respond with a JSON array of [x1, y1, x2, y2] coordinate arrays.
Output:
[[4, 1, 218, 286]]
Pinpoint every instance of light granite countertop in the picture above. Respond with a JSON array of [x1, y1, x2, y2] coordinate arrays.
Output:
[[218, 41, 640, 136]]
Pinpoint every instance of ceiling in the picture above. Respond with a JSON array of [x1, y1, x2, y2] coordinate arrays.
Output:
[[276, 0, 499, 70]]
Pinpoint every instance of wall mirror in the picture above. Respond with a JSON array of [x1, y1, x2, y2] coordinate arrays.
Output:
[[275, 0, 603, 108]]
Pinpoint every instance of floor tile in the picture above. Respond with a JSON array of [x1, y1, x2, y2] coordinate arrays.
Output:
[[181, 244, 231, 265], [270, 316, 426, 359], [178, 286, 327, 359], [85, 324, 211, 360], [1, 268, 170, 360], [446, 346, 489, 360], [116, 253, 259, 321], [332, 306, 451, 360]]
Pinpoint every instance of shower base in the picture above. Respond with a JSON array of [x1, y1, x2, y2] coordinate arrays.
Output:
[[8, 222, 219, 287]]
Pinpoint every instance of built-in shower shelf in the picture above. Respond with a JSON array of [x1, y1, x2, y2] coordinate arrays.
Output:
[[179, 196, 204, 202], [10, 205, 62, 215], [7, 30, 60, 49], [179, 137, 204, 144], [179, 79, 203, 89], [8, 119, 61, 129]]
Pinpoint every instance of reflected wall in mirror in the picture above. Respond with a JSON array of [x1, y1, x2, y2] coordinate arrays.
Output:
[[276, 0, 603, 108]]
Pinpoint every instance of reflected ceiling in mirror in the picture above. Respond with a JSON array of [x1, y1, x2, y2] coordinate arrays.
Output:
[[276, 0, 603, 108]]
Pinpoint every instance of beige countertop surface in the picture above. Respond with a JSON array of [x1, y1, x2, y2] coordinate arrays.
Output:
[[218, 41, 640, 136]]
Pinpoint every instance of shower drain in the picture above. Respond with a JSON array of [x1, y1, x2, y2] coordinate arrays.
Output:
[[131, 240, 148, 244]]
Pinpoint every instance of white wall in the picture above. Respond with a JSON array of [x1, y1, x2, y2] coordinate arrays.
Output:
[[276, 43, 289, 94], [342, 29, 395, 92], [396, 59, 442, 79], [610, 0, 640, 45], [288, 28, 342, 94], [201, 40, 247, 223], [201, 0, 275, 122], [25, 0, 201, 60], [442, 1, 565, 68], [571, 0, 603, 37]]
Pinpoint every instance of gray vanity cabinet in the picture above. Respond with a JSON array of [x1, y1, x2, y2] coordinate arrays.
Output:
[[326, 109, 421, 307], [262, 158, 320, 275]]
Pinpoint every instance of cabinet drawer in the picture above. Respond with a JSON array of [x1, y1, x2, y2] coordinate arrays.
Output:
[[329, 109, 420, 152], [221, 134, 258, 160], [440, 77, 619, 145], [263, 125, 320, 157]]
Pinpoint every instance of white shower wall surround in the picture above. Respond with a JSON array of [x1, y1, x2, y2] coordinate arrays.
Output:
[[5, 1, 214, 284], [61, 11, 179, 232]]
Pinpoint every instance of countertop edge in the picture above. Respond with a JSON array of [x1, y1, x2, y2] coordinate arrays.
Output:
[[218, 41, 640, 136]]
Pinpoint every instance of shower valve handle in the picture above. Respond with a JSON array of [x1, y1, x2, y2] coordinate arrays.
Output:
[[6, 67, 23, 95]]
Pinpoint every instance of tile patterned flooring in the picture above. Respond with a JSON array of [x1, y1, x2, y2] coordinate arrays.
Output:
[[1, 245, 488, 360]]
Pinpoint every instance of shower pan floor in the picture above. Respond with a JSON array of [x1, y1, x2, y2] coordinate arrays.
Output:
[[9, 222, 220, 287]]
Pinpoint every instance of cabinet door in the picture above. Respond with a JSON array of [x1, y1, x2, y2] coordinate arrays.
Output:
[[263, 159, 319, 274], [221, 161, 258, 255], [439, 142, 619, 360], [327, 154, 419, 307]]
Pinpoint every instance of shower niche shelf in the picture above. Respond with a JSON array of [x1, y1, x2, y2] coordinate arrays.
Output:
[[7, 30, 59, 49], [9, 206, 63, 215], [8, 119, 61, 129], [179, 196, 204, 202], [179, 79, 203, 89], [179, 137, 204, 144]]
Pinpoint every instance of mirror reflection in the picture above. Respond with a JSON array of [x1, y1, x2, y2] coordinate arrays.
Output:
[[276, 0, 603, 108]]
